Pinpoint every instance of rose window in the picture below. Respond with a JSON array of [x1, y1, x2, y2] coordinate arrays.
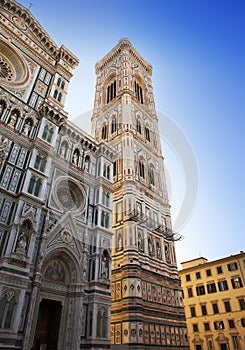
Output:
[[0, 56, 13, 81], [53, 177, 86, 212]]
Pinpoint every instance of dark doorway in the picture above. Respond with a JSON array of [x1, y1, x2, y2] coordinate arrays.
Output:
[[32, 299, 62, 350], [220, 344, 227, 350]]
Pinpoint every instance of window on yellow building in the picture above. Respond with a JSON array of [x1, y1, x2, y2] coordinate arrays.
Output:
[[204, 322, 210, 331], [193, 323, 198, 332], [190, 306, 196, 317], [218, 280, 229, 291], [224, 301, 231, 312], [231, 277, 243, 289], [227, 262, 238, 271], [196, 285, 206, 296], [206, 269, 212, 276], [228, 319, 235, 329], [186, 274, 191, 282], [214, 321, 224, 330], [196, 272, 201, 279], [207, 282, 217, 294], [212, 303, 219, 314], [201, 305, 207, 316], [217, 266, 223, 274], [188, 288, 193, 297], [239, 298, 245, 310]]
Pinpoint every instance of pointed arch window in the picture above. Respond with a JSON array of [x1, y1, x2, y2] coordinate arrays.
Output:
[[96, 307, 108, 338], [111, 117, 117, 134], [139, 160, 145, 178], [134, 81, 143, 104], [106, 80, 116, 103], [58, 92, 62, 102], [34, 178, 42, 196], [101, 124, 108, 140], [136, 118, 142, 134], [47, 128, 53, 143], [103, 164, 110, 179], [0, 289, 18, 329], [145, 127, 150, 142]]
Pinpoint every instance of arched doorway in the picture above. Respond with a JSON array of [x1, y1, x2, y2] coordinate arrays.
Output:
[[32, 299, 62, 350]]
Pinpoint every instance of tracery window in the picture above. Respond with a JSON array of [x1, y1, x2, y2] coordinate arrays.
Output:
[[134, 81, 143, 104], [103, 163, 110, 179], [34, 154, 47, 172], [42, 124, 54, 143], [96, 307, 108, 338], [102, 191, 110, 207], [101, 124, 108, 140], [0, 289, 18, 329], [145, 127, 150, 142], [28, 176, 42, 197], [136, 118, 141, 134], [139, 160, 145, 178], [111, 117, 117, 134], [53, 89, 58, 99], [101, 211, 110, 228], [106, 80, 116, 103]]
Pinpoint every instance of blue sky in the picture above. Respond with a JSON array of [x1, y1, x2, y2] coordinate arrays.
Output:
[[19, 0, 244, 266]]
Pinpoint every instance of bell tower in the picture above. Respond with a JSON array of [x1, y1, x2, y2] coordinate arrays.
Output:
[[91, 38, 188, 349]]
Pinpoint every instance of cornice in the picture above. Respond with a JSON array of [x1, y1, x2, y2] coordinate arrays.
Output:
[[0, 0, 79, 71], [95, 38, 152, 75]]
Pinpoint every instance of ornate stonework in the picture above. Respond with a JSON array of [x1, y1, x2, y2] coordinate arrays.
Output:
[[0, 2, 114, 350], [92, 39, 188, 349]]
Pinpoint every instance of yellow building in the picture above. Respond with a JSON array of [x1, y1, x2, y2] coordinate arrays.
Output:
[[179, 251, 245, 350]]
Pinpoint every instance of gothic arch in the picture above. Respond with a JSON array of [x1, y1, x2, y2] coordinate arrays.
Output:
[[133, 73, 147, 104], [103, 73, 117, 105], [41, 248, 81, 286]]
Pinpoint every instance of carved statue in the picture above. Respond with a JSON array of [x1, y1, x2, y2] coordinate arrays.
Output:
[[9, 112, 17, 128], [101, 252, 109, 279], [16, 234, 27, 255]]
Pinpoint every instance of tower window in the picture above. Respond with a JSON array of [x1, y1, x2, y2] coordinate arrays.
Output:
[[106, 80, 116, 103], [136, 119, 141, 134], [145, 127, 150, 142], [134, 81, 143, 104], [101, 124, 108, 140], [57, 77, 61, 87], [111, 117, 117, 134], [139, 160, 145, 178]]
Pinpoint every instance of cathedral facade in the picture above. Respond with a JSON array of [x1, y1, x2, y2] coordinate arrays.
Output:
[[0, 1, 188, 349], [0, 1, 114, 349]]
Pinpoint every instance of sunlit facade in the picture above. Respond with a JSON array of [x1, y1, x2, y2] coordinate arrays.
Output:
[[0, 1, 188, 349], [92, 39, 188, 349], [179, 252, 245, 350]]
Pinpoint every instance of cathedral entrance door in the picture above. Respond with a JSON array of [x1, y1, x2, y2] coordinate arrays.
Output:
[[32, 299, 62, 350]]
